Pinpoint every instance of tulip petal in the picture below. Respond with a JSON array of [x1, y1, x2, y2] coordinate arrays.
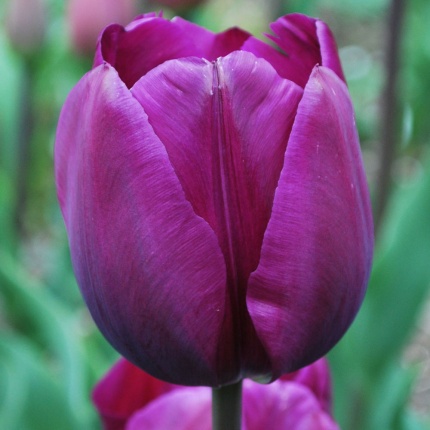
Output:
[[281, 358, 332, 413], [94, 16, 203, 88], [94, 15, 250, 89], [246, 14, 345, 88], [126, 379, 338, 430], [55, 64, 229, 385], [126, 387, 212, 430], [243, 380, 339, 430], [171, 16, 251, 59], [241, 36, 301, 83], [131, 51, 303, 379], [93, 358, 178, 430], [247, 66, 373, 378], [315, 20, 346, 82]]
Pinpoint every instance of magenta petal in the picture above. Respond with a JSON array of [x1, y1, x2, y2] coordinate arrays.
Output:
[[126, 379, 338, 430], [171, 16, 251, 60], [92, 359, 177, 430], [243, 380, 339, 430], [261, 14, 345, 87], [241, 36, 300, 83], [94, 15, 250, 89], [131, 52, 302, 279], [55, 64, 228, 386], [247, 66, 373, 378], [281, 358, 332, 413], [126, 387, 212, 430], [266, 14, 321, 87], [132, 51, 302, 379], [94, 16, 204, 88], [316, 20, 346, 82]]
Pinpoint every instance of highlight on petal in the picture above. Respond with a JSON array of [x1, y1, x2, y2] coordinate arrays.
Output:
[[247, 66, 373, 378], [243, 380, 339, 430], [315, 20, 346, 82], [93, 359, 177, 430], [131, 50, 303, 381], [55, 63, 229, 386], [126, 387, 212, 430]]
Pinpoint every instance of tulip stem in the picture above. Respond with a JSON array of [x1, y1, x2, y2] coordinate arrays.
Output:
[[212, 381, 242, 430]]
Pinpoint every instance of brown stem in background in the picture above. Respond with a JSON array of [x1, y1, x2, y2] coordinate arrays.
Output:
[[374, 0, 407, 233], [14, 58, 34, 238], [267, 0, 285, 20]]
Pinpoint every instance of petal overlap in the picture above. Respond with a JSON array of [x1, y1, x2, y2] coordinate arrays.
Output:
[[55, 64, 230, 385], [131, 51, 302, 381], [247, 66, 373, 378]]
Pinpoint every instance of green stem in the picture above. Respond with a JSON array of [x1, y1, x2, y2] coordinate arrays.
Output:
[[14, 57, 34, 238], [212, 381, 242, 430]]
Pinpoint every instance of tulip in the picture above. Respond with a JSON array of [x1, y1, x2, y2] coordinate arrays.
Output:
[[93, 358, 339, 430], [55, 13, 373, 387]]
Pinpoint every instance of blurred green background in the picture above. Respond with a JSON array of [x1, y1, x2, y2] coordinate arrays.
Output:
[[1, 0, 430, 428]]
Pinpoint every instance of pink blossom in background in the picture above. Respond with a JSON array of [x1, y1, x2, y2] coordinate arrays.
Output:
[[67, 0, 136, 55], [5, 0, 46, 54]]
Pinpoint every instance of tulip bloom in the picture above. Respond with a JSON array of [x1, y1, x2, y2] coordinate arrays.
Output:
[[93, 358, 339, 430], [55, 13, 373, 387]]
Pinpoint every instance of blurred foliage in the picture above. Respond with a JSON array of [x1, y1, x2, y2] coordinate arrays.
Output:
[[0, 0, 430, 429]]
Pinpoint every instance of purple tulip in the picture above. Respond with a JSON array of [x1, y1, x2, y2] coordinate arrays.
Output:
[[55, 13, 373, 386], [93, 358, 339, 430]]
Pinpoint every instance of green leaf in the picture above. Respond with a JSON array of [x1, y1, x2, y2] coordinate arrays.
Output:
[[0, 249, 96, 428], [0, 334, 84, 430], [331, 153, 430, 428]]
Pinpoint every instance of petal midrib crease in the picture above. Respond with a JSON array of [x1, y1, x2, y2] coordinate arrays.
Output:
[[211, 59, 248, 372], [130, 52, 303, 382]]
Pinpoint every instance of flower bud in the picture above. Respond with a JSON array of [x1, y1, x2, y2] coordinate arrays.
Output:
[[55, 13, 373, 387]]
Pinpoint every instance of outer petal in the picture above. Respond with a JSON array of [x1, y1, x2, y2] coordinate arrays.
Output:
[[55, 64, 228, 386], [93, 359, 178, 430], [131, 51, 303, 381], [243, 14, 345, 88], [315, 20, 345, 82], [247, 66, 373, 378], [93, 17, 200, 88]]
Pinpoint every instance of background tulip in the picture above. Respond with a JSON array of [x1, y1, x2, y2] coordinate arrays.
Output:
[[5, 0, 46, 55], [55, 13, 373, 387], [67, 0, 136, 55], [93, 358, 339, 430]]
